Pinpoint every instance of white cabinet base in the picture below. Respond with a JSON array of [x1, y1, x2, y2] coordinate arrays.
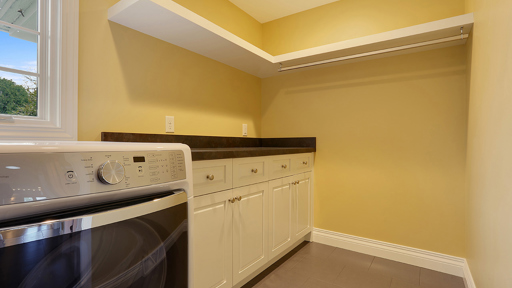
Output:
[[231, 236, 311, 288], [232, 183, 269, 284], [192, 153, 314, 288], [268, 177, 294, 259], [293, 172, 312, 240], [193, 190, 233, 288]]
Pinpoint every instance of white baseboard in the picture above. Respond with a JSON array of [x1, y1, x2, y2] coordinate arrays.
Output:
[[312, 228, 475, 287], [463, 260, 476, 288]]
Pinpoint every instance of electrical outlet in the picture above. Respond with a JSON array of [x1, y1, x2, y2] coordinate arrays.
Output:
[[242, 124, 248, 136], [166, 116, 175, 133]]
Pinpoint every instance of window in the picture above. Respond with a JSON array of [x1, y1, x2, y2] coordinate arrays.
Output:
[[0, 0, 78, 140]]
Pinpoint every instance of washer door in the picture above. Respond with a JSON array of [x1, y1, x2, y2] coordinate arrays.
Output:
[[0, 192, 188, 288]]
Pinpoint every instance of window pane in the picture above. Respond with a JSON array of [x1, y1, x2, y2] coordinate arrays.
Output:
[[0, 70, 37, 117], [0, 0, 38, 32], [0, 27, 38, 73]]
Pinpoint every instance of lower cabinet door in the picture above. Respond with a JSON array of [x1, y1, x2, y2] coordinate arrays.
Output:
[[268, 177, 293, 259], [293, 172, 312, 240], [193, 190, 234, 288], [232, 182, 269, 284]]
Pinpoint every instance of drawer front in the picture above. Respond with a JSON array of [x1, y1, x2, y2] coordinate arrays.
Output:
[[233, 157, 269, 188], [192, 159, 233, 197], [269, 156, 292, 180], [291, 153, 313, 173]]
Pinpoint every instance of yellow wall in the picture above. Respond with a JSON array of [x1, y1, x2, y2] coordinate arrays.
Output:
[[465, 0, 512, 286], [173, 0, 263, 49], [262, 46, 468, 256], [79, 0, 472, 260], [262, 0, 466, 55], [78, 0, 262, 141]]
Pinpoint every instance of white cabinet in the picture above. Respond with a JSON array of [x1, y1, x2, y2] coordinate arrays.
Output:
[[269, 155, 293, 180], [291, 153, 313, 174], [233, 157, 269, 188], [268, 177, 293, 259], [232, 183, 269, 284], [193, 183, 270, 288], [192, 153, 313, 288], [193, 190, 233, 288], [192, 159, 233, 197], [292, 172, 312, 240], [268, 173, 312, 259]]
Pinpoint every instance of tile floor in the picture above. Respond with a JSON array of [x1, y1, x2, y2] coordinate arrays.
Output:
[[246, 242, 465, 288]]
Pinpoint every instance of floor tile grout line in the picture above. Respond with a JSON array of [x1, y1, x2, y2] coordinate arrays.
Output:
[[246, 242, 463, 288], [332, 265, 345, 284], [419, 267, 424, 286], [368, 256, 376, 271]]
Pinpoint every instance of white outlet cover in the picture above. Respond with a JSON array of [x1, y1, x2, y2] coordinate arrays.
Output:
[[166, 116, 175, 133], [242, 124, 248, 136]]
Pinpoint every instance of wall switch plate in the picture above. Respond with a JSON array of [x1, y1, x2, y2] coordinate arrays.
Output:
[[242, 124, 248, 136], [166, 116, 175, 133]]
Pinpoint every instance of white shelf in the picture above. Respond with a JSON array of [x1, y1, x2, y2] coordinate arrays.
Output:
[[108, 0, 473, 78]]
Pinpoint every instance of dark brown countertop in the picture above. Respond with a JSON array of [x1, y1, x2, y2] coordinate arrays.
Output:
[[190, 147, 316, 161], [101, 132, 316, 161]]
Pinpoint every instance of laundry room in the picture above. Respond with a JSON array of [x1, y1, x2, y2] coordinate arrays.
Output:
[[0, 0, 510, 287]]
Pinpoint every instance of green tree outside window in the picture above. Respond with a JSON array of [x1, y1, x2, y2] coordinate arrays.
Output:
[[0, 77, 37, 117]]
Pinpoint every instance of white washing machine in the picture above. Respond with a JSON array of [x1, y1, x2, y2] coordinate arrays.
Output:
[[0, 141, 194, 288]]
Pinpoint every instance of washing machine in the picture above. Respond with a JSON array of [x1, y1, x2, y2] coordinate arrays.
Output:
[[0, 141, 194, 288]]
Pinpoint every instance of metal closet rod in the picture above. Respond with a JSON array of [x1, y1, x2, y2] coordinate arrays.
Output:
[[278, 33, 469, 72]]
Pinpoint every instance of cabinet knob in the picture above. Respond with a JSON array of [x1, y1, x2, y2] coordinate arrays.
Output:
[[229, 198, 236, 203], [236, 196, 242, 201], [206, 174, 215, 181], [303, 161, 308, 165], [251, 169, 258, 174], [281, 164, 287, 169]]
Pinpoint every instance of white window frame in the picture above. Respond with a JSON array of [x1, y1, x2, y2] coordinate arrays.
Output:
[[0, 0, 78, 140]]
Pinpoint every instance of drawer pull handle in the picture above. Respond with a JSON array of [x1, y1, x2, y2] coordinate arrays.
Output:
[[251, 169, 258, 174], [282, 164, 287, 169], [303, 161, 308, 165], [229, 198, 236, 203], [206, 174, 215, 181], [236, 196, 242, 201]]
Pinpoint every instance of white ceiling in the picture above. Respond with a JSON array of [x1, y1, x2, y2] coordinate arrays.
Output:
[[229, 0, 339, 23]]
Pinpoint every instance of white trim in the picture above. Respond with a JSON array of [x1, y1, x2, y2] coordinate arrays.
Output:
[[0, 19, 40, 35], [312, 228, 472, 280], [58, 0, 79, 140], [0, 0, 78, 141], [0, 66, 39, 77], [463, 260, 477, 288]]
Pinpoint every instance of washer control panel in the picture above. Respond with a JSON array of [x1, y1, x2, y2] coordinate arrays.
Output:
[[0, 150, 187, 206]]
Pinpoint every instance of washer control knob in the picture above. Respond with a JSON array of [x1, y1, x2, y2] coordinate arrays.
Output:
[[98, 160, 125, 185]]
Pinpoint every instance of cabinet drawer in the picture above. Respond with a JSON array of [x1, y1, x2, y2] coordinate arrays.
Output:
[[233, 157, 269, 188], [192, 159, 233, 197], [269, 155, 292, 180], [291, 153, 313, 173]]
